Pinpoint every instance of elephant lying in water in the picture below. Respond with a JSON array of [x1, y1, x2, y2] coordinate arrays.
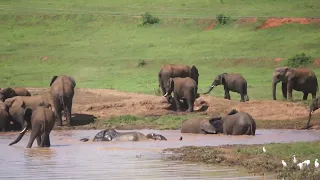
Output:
[[80, 129, 167, 142], [181, 109, 256, 135]]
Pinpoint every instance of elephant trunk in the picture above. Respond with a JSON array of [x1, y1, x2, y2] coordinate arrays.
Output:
[[8, 123, 30, 146], [204, 85, 215, 94], [272, 79, 279, 100]]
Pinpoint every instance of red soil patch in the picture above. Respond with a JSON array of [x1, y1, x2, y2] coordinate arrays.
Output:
[[257, 18, 320, 29], [204, 21, 216, 30], [27, 88, 310, 121], [273, 58, 284, 63], [237, 17, 257, 24], [313, 59, 320, 65], [41, 56, 48, 61]]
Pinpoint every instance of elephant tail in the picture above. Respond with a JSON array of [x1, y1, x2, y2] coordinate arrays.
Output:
[[59, 96, 68, 120]]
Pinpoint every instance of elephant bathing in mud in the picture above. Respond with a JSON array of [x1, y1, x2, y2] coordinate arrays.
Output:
[[272, 67, 318, 101], [181, 109, 256, 135], [50, 75, 76, 127], [0, 87, 31, 102], [158, 64, 199, 99], [163, 77, 198, 112], [9, 106, 56, 148], [4, 96, 51, 130], [204, 73, 249, 102], [306, 96, 320, 129], [80, 129, 167, 142]]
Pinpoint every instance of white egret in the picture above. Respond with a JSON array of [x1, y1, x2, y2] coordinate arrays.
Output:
[[281, 160, 287, 168], [315, 159, 319, 168], [297, 162, 304, 170], [293, 155, 297, 164], [263, 146, 266, 153]]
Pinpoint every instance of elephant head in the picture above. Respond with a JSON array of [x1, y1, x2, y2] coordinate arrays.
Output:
[[50, 75, 76, 88], [190, 65, 199, 85], [8, 108, 32, 146], [163, 78, 174, 97], [272, 67, 291, 100], [204, 73, 227, 94], [200, 117, 223, 134], [306, 97, 320, 129], [146, 133, 167, 140], [0, 88, 17, 102], [4, 97, 27, 127], [92, 128, 118, 142]]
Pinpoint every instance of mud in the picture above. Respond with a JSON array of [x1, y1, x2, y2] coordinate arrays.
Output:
[[257, 18, 320, 29]]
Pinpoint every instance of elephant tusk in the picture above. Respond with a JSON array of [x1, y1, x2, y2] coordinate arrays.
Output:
[[163, 92, 169, 97], [19, 127, 27, 134], [210, 85, 215, 88]]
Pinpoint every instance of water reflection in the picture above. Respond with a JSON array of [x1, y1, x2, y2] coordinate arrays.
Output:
[[1, 129, 318, 179]]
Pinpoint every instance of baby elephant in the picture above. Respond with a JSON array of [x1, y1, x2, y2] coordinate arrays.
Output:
[[80, 129, 167, 142], [204, 73, 249, 102], [9, 106, 56, 148], [181, 109, 256, 135], [163, 77, 198, 112]]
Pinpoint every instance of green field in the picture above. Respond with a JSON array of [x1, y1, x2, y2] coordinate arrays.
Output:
[[1, 0, 320, 100]]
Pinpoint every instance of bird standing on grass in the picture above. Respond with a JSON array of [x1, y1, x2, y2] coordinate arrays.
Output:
[[293, 155, 297, 164], [297, 162, 304, 170], [315, 159, 319, 168], [262, 146, 266, 153], [281, 160, 287, 168]]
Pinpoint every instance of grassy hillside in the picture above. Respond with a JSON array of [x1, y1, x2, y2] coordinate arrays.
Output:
[[1, 0, 320, 100]]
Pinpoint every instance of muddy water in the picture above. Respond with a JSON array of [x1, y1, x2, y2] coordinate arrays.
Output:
[[1, 129, 319, 179]]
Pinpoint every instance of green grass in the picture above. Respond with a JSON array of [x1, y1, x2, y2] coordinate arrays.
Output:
[[1, 0, 320, 100]]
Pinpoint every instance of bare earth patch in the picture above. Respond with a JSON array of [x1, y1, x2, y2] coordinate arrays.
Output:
[[257, 18, 320, 29], [28, 88, 310, 121]]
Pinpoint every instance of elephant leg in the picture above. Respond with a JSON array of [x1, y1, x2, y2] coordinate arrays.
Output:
[[303, 92, 308, 100], [36, 135, 42, 147], [186, 99, 194, 112], [245, 94, 249, 101], [66, 99, 73, 127], [312, 92, 316, 99], [287, 82, 293, 100], [173, 94, 181, 112], [282, 82, 287, 99], [52, 98, 63, 126], [225, 91, 231, 100], [41, 132, 50, 147], [240, 93, 245, 102], [26, 128, 40, 148]]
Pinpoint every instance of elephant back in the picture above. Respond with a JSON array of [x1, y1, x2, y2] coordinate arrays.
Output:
[[181, 118, 202, 133]]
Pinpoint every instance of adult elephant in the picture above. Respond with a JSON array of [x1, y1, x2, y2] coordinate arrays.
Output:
[[0, 87, 31, 101], [50, 75, 76, 127], [163, 77, 198, 112], [4, 96, 51, 130], [80, 129, 167, 142], [306, 96, 320, 129], [158, 64, 199, 98], [9, 106, 56, 148], [0, 101, 11, 132], [272, 67, 318, 100], [181, 109, 256, 135], [204, 73, 249, 102]]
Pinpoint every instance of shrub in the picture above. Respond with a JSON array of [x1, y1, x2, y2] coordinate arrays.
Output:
[[285, 53, 313, 68], [141, 12, 160, 26], [137, 59, 146, 67], [216, 13, 230, 25]]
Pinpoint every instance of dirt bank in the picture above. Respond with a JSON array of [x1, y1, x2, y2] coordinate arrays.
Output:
[[163, 142, 320, 179], [25, 88, 319, 130]]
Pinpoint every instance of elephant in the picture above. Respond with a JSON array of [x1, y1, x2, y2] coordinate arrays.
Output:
[[50, 75, 76, 127], [0, 101, 11, 132], [8, 106, 56, 148], [0, 87, 31, 101], [163, 77, 198, 112], [204, 73, 249, 102], [4, 96, 51, 130], [80, 128, 167, 142], [158, 64, 199, 99], [272, 67, 318, 101], [306, 96, 320, 129], [181, 109, 256, 135]]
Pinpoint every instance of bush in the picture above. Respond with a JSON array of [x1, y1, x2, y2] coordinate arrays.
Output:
[[216, 14, 230, 25], [141, 12, 160, 26], [136, 59, 146, 67], [285, 53, 313, 68]]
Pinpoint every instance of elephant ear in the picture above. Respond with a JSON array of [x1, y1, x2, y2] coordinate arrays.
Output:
[[23, 108, 33, 124], [220, 73, 227, 84], [4, 97, 25, 108], [200, 119, 219, 134], [69, 76, 76, 88], [191, 65, 199, 77], [50, 76, 58, 86]]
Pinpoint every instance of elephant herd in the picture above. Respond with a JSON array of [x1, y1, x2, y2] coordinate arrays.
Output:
[[1, 64, 320, 148]]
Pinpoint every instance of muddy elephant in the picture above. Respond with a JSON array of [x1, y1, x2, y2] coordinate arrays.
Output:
[[0, 87, 31, 101], [50, 75, 76, 127], [9, 106, 56, 148], [80, 129, 167, 142], [163, 77, 198, 112], [204, 73, 249, 102], [4, 96, 51, 130], [181, 109, 256, 135], [306, 96, 320, 129], [272, 67, 318, 101], [158, 64, 199, 98], [0, 101, 11, 132]]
